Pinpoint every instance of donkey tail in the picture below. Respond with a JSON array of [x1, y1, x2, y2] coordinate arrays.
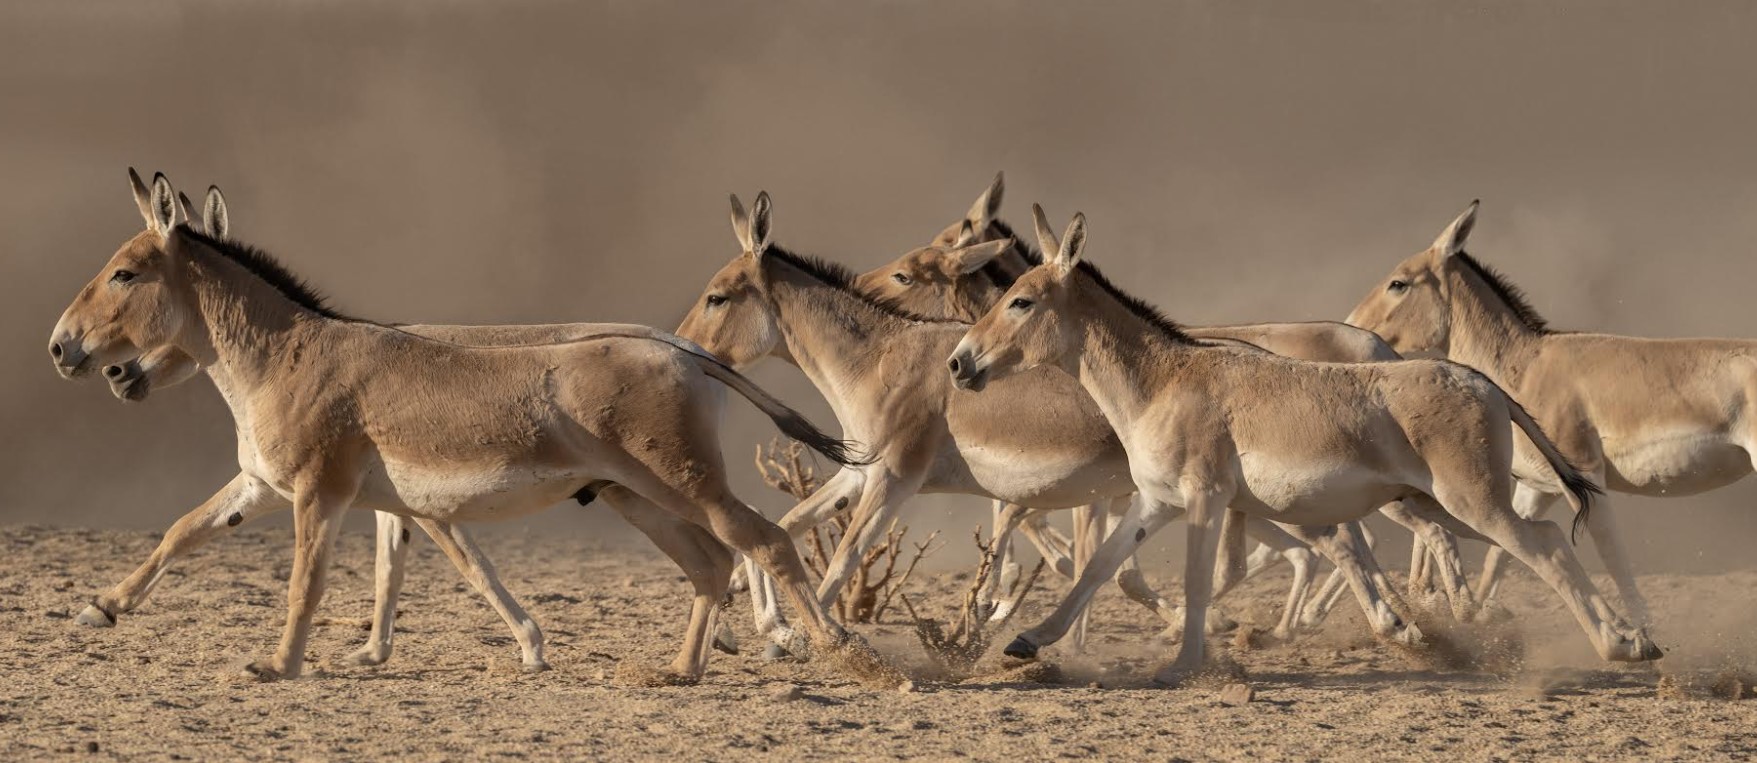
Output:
[[689, 355, 872, 468], [1505, 393, 1602, 542]]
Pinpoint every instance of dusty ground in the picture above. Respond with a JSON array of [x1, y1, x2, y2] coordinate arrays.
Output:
[[2, 523, 1755, 761]]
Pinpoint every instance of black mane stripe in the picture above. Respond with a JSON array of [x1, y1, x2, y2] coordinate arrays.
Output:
[[1455, 252, 1554, 335], [763, 244, 962, 325], [178, 227, 355, 321], [1071, 260, 1198, 344]]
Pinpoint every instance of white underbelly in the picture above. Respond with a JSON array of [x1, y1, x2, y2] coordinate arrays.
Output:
[[1232, 455, 1401, 526], [940, 446, 1133, 508], [1603, 432, 1751, 497]]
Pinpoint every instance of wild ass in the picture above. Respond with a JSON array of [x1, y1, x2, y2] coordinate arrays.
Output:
[[1347, 201, 1757, 624], [87, 187, 754, 672], [677, 192, 1434, 653], [945, 206, 1660, 683], [48, 172, 867, 683], [860, 174, 1490, 633]]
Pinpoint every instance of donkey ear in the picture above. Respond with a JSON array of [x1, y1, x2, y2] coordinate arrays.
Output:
[[952, 219, 979, 248], [1430, 199, 1480, 261], [176, 192, 203, 233], [966, 171, 1004, 228], [729, 194, 754, 253], [1053, 213, 1087, 276], [204, 186, 230, 238], [1031, 203, 1059, 259], [946, 238, 1011, 275], [148, 173, 178, 236], [128, 168, 155, 230], [749, 191, 774, 255]]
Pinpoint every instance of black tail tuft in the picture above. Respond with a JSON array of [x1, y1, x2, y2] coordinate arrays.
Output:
[[1563, 470, 1604, 544], [778, 416, 873, 467]]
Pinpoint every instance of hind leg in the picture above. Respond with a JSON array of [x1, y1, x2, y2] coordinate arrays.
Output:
[[1018, 507, 1078, 580], [411, 519, 549, 672], [600, 486, 736, 681], [1279, 523, 1423, 646], [1378, 499, 1477, 623], [1418, 482, 1658, 662], [1479, 483, 1559, 603]]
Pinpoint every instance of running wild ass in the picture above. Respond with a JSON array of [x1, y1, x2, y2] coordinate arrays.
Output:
[[88, 185, 766, 675], [677, 192, 1438, 654], [48, 171, 872, 683], [1348, 201, 1757, 624], [946, 205, 1659, 683]]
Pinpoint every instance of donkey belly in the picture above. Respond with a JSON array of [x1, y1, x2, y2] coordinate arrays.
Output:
[[1602, 432, 1751, 497], [1232, 456, 1400, 527], [355, 459, 594, 521], [934, 446, 1133, 508]]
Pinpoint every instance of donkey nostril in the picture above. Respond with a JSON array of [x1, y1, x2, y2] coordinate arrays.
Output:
[[49, 343, 62, 359], [948, 357, 961, 374], [104, 365, 125, 380]]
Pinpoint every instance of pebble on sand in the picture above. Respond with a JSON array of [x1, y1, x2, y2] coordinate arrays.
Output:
[[1219, 683, 1255, 706]]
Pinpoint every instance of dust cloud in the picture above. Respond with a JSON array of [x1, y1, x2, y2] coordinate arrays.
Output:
[[4, 1, 1757, 576]]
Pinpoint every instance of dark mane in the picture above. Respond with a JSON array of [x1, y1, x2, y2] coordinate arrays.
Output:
[[179, 227, 354, 321], [764, 244, 961, 324], [1454, 252, 1555, 334], [979, 219, 1044, 288], [1071, 260, 1199, 344]]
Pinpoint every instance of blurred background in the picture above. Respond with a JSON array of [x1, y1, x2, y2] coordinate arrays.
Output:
[[5, 1, 1757, 574]]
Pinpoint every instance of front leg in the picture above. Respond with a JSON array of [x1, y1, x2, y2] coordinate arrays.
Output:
[[412, 518, 549, 673], [81, 472, 287, 627], [1152, 483, 1235, 687], [243, 481, 355, 682], [813, 466, 923, 611], [343, 511, 412, 667]]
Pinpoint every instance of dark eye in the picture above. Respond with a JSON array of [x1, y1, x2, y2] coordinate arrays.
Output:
[[1387, 279, 1409, 294], [1009, 297, 1033, 310], [705, 294, 728, 307], [891, 273, 912, 286], [111, 269, 137, 284]]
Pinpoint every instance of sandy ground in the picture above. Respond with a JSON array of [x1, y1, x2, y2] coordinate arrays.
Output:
[[2, 523, 1755, 761]]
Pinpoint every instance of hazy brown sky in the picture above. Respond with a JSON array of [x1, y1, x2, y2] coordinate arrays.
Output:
[[5, 1, 1757, 572]]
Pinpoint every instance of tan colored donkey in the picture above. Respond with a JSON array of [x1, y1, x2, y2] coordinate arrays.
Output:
[[88, 188, 753, 673], [1347, 201, 1757, 624], [678, 192, 1432, 653], [946, 205, 1658, 683], [860, 174, 1484, 633], [49, 172, 868, 683]]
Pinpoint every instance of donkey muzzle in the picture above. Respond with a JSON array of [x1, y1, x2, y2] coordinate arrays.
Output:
[[48, 337, 91, 379], [105, 362, 149, 402], [947, 351, 989, 392]]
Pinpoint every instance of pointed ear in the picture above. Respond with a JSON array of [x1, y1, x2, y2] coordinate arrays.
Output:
[[176, 192, 203, 233], [128, 168, 155, 230], [1031, 203, 1059, 259], [729, 194, 754, 253], [1430, 199, 1480, 261], [966, 171, 1004, 228], [749, 191, 773, 255], [204, 186, 230, 238], [952, 219, 978, 248], [148, 173, 177, 236], [1052, 213, 1087, 276], [946, 238, 1011, 275]]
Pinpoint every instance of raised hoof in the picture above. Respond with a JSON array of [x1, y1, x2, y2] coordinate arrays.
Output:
[[341, 647, 389, 667], [75, 603, 117, 628], [1002, 636, 1039, 660], [1624, 631, 1664, 662], [712, 627, 740, 656]]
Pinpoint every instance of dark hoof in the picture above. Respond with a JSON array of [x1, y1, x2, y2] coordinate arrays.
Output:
[[75, 603, 117, 628], [713, 633, 739, 656], [1003, 636, 1039, 660]]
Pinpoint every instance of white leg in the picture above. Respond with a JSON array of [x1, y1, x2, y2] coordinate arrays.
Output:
[[343, 512, 412, 666], [1152, 487, 1232, 686], [414, 519, 548, 672]]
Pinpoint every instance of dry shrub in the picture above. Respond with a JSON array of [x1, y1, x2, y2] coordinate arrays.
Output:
[[754, 438, 936, 624], [903, 529, 1045, 676]]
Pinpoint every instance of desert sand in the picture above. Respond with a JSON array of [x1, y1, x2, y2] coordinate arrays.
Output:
[[3, 523, 1753, 761]]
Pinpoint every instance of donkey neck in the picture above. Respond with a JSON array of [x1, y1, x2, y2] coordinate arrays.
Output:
[[173, 239, 334, 391], [1062, 274, 1198, 434], [762, 255, 948, 402], [1441, 257, 1546, 389]]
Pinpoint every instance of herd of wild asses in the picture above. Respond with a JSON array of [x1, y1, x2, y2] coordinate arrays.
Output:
[[57, 167, 1757, 687]]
